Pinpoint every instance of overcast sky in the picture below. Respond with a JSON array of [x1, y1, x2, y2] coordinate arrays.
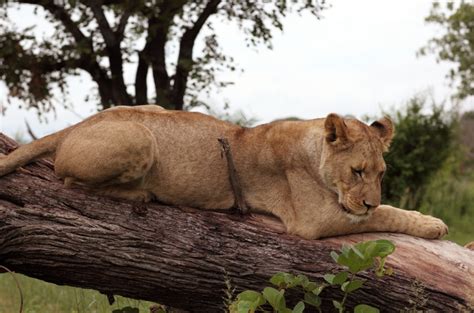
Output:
[[1, 0, 472, 138]]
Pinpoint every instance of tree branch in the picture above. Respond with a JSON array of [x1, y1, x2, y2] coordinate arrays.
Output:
[[147, 17, 172, 108], [18, 0, 91, 49], [84, 0, 117, 48], [15, 0, 119, 107], [138, 0, 187, 108], [171, 0, 221, 109], [0, 133, 473, 312], [115, 10, 132, 42], [77, 1, 131, 105], [135, 48, 149, 105]]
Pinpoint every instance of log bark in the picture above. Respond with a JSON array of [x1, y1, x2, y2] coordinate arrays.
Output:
[[0, 133, 472, 312]]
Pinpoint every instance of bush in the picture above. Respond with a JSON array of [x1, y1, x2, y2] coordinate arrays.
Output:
[[382, 95, 458, 210]]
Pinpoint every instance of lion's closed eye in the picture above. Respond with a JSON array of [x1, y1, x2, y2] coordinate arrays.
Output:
[[351, 167, 364, 178]]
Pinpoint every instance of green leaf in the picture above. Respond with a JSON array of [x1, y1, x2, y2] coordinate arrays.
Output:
[[236, 290, 266, 309], [323, 273, 335, 284], [361, 241, 378, 259], [351, 246, 365, 259], [303, 281, 318, 292], [354, 304, 380, 313], [294, 274, 309, 288], [341, 245, 351, 256], [376, 240, 396, 257], [263, 287, 286, 311], [292, 301, 305, 313], [270, 272, 290, 288], [330, 251, 340, 263], [312, 284, 327, 296], [270, 272, 306, 289], [333, 271, 349, 285], [237, 301, 251, 313], [237, 290, 263, 302], [333, 300, 343, 310], [304, 292, 321, 307], [364, 240, 396, 258], [341, 279, 364, 293]]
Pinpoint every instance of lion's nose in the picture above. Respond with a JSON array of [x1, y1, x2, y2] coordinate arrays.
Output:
[[363, 200, 378, 210]]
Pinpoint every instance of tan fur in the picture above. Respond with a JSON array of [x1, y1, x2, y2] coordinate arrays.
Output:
[[0, 105, 448, 239]]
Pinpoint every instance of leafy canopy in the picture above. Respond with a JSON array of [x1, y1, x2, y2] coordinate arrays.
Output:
[[419, 1, 474, 100], [0, 0, 327, 114]]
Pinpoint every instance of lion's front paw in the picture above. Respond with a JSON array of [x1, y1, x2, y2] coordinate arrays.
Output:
[[416, 215, 448, 239]]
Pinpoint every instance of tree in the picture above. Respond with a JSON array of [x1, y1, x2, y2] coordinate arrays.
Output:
[[0, 0, 326, 114], [419, 1, 474, 100], [0, 133, 473, 312]]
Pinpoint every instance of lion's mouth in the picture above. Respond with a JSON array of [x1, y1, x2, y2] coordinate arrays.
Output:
[[339, 203, 369, 217], [340, 203, 351, 214]]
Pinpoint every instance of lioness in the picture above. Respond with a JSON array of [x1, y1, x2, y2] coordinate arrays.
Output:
[[0, 105, 448, 239]]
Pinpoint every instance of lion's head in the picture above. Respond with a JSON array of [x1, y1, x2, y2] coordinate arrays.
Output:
[[319, 113, 394, 221]]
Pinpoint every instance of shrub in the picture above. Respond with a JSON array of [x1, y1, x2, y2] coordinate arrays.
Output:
[[382, 95, 458, 209]]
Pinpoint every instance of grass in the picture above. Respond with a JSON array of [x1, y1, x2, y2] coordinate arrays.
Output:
[[418, 157, 474, 246], [445, 216, 474, 245], [0, 273, 156, 313]]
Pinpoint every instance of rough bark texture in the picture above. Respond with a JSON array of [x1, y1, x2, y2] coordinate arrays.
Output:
[[0, 133, 473, 312]]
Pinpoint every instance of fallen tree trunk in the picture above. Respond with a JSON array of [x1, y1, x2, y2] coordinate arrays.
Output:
[[0, 133, 472, 312]]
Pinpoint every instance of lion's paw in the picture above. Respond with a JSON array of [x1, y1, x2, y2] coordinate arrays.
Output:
[[416, 215, 448, 239]]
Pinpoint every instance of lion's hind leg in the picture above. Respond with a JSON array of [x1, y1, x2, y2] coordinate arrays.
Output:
[[55, 120, 157, 202]]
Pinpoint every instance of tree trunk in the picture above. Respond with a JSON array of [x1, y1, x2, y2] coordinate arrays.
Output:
[[170, 0, 221, 111], [135, 51, 149, 105], [0, 133, 472, 313]]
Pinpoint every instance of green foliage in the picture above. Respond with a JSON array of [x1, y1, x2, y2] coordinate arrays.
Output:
[[382, 95, 457, 209], [0, 273, 156, 313], [354, 304, 380, 313], [229, 239, 395, 313], [418, 153, 474, 245], [419, 2, 474, 99], [379, 97, 474, 245]]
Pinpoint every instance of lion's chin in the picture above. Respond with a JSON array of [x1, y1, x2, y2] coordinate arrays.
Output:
[[345, 213, 370, 223]]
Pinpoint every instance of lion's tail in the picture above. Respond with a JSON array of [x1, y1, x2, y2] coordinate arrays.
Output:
[[0, 128, 69, 176]]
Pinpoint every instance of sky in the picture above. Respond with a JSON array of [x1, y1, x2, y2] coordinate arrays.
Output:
[[0, 0, 472, 139]]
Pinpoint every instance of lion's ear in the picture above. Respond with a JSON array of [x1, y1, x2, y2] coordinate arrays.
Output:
[[324, 113, 349, 146], [370, 116, 394, 150]]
